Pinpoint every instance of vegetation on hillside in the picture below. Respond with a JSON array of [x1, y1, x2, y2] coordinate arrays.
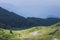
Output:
[[0, 22, 60, 40], [0, 7, 60, 29]]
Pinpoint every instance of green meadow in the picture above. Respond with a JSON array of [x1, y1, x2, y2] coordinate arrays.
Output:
[[0, 22, 60, 40]]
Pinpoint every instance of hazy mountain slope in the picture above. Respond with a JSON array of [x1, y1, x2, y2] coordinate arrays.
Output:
[[27, 17, 47, 26], [27, 17, 60, 26], [45, 18, 60, 26]]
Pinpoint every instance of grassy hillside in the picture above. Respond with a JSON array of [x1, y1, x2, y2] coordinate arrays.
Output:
[[0, 22, 60, 40]]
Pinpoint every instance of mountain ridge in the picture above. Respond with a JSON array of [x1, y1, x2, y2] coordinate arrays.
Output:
[[0, 7, 60, 29]]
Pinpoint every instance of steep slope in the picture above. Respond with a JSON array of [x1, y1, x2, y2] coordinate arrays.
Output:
[[0, 7, 29, 28]]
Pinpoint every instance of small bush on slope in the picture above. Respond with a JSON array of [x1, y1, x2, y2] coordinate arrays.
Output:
[[0, 28, 20, 40], [0, 28, 11, 40]]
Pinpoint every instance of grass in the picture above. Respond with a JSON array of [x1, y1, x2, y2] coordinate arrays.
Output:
[[0, 22, 60, 40]]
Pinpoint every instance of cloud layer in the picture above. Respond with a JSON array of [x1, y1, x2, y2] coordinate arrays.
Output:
[[0, 0, 60, 18], [0, 0, 60, 5]]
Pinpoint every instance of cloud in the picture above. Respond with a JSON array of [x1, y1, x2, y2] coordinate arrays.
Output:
[[0, 0, 60, 18], [0, 0, 60, 6]]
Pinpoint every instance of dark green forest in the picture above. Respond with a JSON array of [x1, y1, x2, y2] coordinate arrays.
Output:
[[0, 7, 60, 29]]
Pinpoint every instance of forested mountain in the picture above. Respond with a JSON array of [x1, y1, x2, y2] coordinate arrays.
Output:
[[27, 17, 47, 26], [27, 17, 60, 26], [0, 7, 30, 29], [0, 7, 60, 29]]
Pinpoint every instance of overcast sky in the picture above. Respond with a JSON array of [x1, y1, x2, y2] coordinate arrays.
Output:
[[0, 0, 60, 18]]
